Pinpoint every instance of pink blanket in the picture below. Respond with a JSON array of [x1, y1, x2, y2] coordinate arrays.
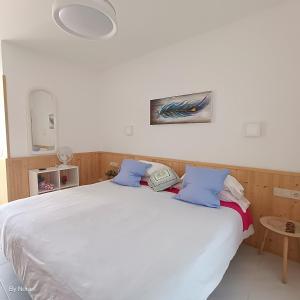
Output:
[[219, 200, 253, 231], [141, 181, 253, 231]]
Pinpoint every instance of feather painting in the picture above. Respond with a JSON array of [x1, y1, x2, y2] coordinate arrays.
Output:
[[150, 91, 212, 125]]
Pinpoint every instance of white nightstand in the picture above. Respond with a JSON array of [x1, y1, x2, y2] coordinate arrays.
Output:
[[29, 165, 79, 196]]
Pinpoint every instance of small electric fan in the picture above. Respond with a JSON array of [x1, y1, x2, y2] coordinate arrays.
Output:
[[57, 146, 73, 167]]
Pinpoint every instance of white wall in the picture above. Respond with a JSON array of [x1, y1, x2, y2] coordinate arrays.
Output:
[[97, 1, 300, 172], [0, 41, 7, 158], [2, 42, 100, 157]]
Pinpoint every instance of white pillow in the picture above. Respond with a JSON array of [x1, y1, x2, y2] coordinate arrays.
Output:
[[224, 175, 244, 200], [139, 160, 169, 177], [218, 190, 250, 212]]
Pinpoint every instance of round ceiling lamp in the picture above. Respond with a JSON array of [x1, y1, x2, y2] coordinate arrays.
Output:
[[52, 0, 117, 39]]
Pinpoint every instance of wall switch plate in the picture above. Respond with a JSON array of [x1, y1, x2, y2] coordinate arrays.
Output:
[[273, 187, 300, 200], [124, 125, 134, 136], [244, 122, 262, 137]]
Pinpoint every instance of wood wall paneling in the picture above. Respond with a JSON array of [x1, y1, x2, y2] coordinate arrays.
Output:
[[4, 151, 300, 262], [0, 159, 8, 204], [6, 152, 102, 201], [99, 151, 300, 262]]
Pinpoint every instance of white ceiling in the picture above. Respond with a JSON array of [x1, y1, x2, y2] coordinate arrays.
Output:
[[0, 0, 284, 71]]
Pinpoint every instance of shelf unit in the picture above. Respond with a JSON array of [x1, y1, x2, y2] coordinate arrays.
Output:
[[29, 165, 79, 196]]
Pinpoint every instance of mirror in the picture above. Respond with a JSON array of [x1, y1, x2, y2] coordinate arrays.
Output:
[[29, 89, 57, 154]]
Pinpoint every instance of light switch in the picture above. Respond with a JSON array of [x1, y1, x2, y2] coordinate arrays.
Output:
[[124, 125, 134, 136], [244, 123, 261, 137]]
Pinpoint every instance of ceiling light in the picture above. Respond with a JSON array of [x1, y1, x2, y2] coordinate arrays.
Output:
[[52, 0, 117, 39]]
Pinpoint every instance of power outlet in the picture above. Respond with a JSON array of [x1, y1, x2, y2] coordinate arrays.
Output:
[[273, 187, 300, 200]]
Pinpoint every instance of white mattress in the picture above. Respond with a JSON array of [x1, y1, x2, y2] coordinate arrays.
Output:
[[0, 181, 253, 300]]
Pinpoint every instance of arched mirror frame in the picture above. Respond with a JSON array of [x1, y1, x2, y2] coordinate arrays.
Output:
[[27, 88, 58, 155]]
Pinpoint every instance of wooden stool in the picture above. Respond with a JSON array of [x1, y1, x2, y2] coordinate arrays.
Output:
[[259, 216, 300, 284]]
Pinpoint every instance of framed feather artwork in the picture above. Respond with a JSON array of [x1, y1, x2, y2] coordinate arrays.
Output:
[[150, 91, 212, 125]]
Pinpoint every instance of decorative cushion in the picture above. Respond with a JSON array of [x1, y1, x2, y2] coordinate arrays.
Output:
[[175, 165, 230, 208], [139, 160, 169, 177], [148, 168, 180, 192], [112, 159, 152, 187], [180, 174, 245, 200]]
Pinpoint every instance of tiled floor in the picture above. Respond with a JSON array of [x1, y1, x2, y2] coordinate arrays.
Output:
[[209, 245, 300, 300], [0, 245, 299, 300]]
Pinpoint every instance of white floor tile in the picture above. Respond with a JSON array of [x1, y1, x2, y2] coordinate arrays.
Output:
[[209, 244, 300, 300], [248, 284, 300, 300]]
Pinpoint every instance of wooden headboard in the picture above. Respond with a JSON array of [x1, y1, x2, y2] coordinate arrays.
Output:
[[3, 151, 300, 262], [99, 152, 300, 262]]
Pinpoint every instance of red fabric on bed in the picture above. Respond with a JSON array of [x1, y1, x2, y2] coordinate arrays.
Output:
[[140, 180, 253, 231], [219, 201, 253, 231]]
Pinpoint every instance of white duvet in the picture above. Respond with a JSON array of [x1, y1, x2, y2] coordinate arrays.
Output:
[[0, 181, 253, 300]]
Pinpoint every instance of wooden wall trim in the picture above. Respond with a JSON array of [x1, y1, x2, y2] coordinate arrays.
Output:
[[0, 159, 8, 204], [4, 150, 300, 262], [6, 152, 102, 202], [97, 151, 300, 176], [98, 151, 300, 262]]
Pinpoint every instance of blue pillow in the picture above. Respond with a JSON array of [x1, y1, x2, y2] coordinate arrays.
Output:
[[112, 159, 152, 187], [175, 166, 230, 208]]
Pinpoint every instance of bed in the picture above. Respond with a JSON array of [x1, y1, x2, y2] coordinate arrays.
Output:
[[0, 181, 253, 300]]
